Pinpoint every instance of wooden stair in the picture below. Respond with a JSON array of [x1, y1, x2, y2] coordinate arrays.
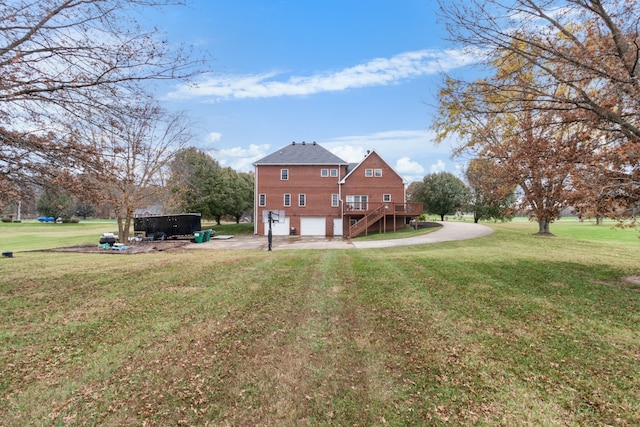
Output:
[[348, 204, 387, 237]]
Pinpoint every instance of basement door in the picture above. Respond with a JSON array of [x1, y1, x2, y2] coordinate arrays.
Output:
[[333, 218, 343, 236]]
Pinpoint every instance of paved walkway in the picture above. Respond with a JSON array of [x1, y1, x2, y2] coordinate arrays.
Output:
[[187, 221, 494, 251]]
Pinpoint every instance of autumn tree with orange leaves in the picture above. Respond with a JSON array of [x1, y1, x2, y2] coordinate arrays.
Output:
[[435, 0, 639, 231]]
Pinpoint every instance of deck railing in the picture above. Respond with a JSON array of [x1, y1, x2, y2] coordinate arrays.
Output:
[[348, 202, 423, 237]]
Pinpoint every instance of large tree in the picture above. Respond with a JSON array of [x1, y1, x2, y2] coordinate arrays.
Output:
[[221, 169, 254, 224], [414, 172, 469, 221], [81, 102, 194, 242], [465, 158, 517, 223], [167, 147, 221, 216], [36, 187, 75, 221], [0, 0, 202, 203], [434, 43, 602, 234], [436, 0, 640, 218]]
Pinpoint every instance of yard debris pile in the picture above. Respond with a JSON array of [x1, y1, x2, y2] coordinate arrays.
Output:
[[50, 239, 190, 254]]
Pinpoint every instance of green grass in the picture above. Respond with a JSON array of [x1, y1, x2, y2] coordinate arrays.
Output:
[[352, 224, 441, 241], [0, 220, 117, 252], [1, 221, 639, 425], [204, 221, 254, 236]]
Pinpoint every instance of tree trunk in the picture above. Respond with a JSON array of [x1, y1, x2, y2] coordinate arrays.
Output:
[[474, 213, 479, 223], [440, 214, 445, 221], [535, 217, 554, 236]]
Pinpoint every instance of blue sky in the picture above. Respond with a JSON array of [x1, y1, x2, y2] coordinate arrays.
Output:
[[150, 1, 479, 183]]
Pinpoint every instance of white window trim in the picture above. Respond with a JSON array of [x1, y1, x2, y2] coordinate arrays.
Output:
[[281, 168, 289, 180], [330, 168, 338, 177], [383, 194, 391, 202], [284, 193, 291, 207], [346, 195, 368, 211], [299, 193, 306, 207], [321, 168, 329, 177], [259, 193, 266, 207], [331, 194, 339, 207], [374, 168, 382, 177], [365, 168, 373, 177]]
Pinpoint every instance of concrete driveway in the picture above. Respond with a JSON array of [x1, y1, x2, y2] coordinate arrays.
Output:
[[187, 221, 494, 251]]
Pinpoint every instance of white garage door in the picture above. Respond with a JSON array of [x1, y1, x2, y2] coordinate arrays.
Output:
[[264, 217, 290, 236], [300, 217, 326, 236]]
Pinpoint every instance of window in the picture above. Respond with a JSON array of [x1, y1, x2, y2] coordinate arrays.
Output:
[[374, 168, 382, 177], [383, 194, 391, 202], [365, 169, 373, 177], [299, 194, 306, 207], [331, 194, 339, 207], [281, 169, 288, 180], [259, 194, 266, 207], [284, 193, 291, 207], [346, 195, 368, 210], [321, 169, 328, 177], [330, 169, 338, 177]]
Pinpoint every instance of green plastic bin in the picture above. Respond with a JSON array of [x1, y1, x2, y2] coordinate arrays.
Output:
[[193, 231, 203, 243], [204, 229, 211, 242]]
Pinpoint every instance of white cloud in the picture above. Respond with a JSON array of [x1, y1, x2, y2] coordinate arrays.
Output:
[[207, 132, 222, 142], [430, 159, 446, 173], [329, 145, 367, 163], [323, 129, 456, 182], [167, 48, 480, 100], [395, 157, 425, 175], [211, 143, 271, 172]]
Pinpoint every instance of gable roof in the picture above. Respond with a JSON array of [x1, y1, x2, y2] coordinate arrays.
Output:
[[340, 150, 407, 184], [254, 141, 347, 165]]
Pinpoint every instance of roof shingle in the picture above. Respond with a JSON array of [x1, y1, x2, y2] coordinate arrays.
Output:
[[254, 141, 347, 165]]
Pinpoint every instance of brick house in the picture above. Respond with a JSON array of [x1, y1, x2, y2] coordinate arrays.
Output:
[[253, 141, 423, 237]]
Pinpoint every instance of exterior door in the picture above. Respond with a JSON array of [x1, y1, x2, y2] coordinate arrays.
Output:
[[333, 218, 343, 236]]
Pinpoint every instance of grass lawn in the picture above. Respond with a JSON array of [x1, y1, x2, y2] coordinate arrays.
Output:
[[0, 221, 639, 425], [0, 220, 118, 252]]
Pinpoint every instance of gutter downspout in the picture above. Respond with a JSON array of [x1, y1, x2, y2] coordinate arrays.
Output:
[[254, 165, 258, 235]]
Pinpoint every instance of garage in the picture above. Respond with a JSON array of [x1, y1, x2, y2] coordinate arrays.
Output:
[[300, 217, 326, 236], [263, 217, 290, 236]]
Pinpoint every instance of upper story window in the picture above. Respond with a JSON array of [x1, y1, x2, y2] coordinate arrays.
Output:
[[331, 194, 339, 207], [374, 168, 382, 177], [259, 194, 266, 207], [383, 194, 391, 202], [365, 169, 373, 177], [284, 193, 291, 207], [299, 194, 306, 207], [330, 169, 338, 177], [321, 169, 329, 177], [281, 169, 288, 180]]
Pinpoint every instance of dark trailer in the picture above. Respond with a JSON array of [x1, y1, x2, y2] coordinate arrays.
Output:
[[134, 213, 201, 240]]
